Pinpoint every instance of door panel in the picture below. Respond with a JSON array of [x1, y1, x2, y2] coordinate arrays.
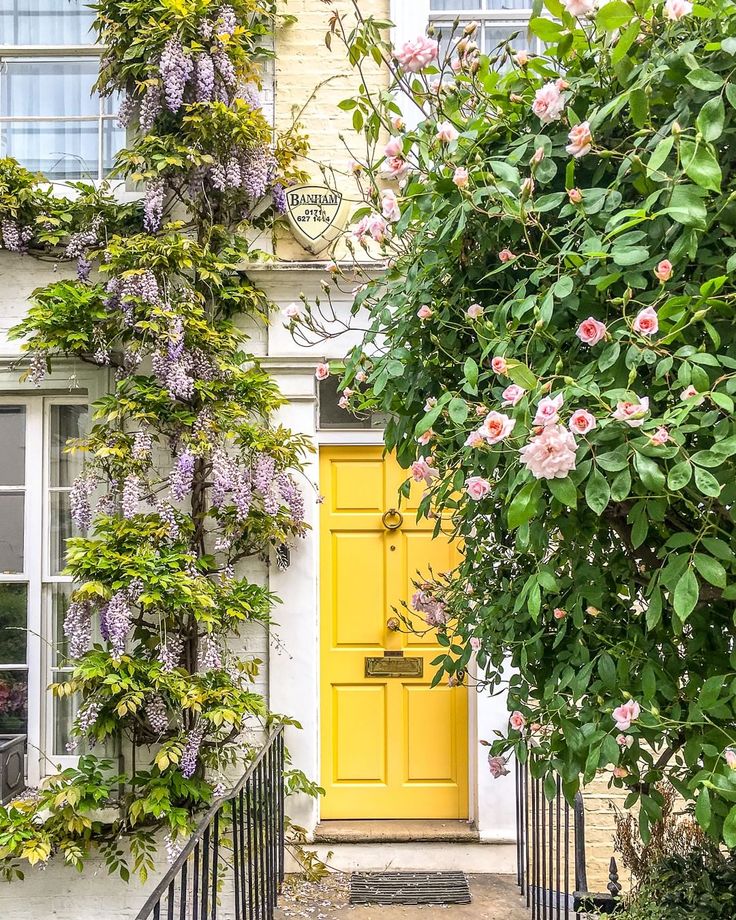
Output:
[[320, 446, 468, 820]]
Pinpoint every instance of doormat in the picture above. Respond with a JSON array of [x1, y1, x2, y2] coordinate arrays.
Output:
[[350, 871, 471, 905]]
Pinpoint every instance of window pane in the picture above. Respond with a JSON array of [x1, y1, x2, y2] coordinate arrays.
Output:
[[484, 22, 531, 55], [103, 117, 126, 175], [50, 405, 89, 488], [0, 1, 95, 45], [318, 378, 373, 430], [0, 670, 27, 735], [430, 1, 483, 9], [0, 59, 101, 118], [0, 406, 25, 487], [50, 491, 78, 575], [53, 672, 88, 756], [52, 583, 73, 666], [0, 119, 101, 180], [0, 584, 27, 666], [0, 493, 24, 574]]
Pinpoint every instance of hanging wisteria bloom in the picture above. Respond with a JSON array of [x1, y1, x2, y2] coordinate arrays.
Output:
[[159, 37, 194, 112], [144, 177, 165, 232], [181, 722, 205, 778], [198, 634, 222, 671], [146, 695, 169, 735], [122, 474, 141, 518], [132, 428, 152, 459], [159, 634, 184, 672], [63, 600, 92, 659], [106, 591, 132, 659], [70, 472, 96, 533], [170, 449, 196, 501]]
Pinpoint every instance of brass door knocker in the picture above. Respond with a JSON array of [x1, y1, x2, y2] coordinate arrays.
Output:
[[382, 508, 404, 530]]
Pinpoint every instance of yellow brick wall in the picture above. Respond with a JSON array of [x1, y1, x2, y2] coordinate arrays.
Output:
[[583, 778, 630, 893], [274, 0, 390, 260]]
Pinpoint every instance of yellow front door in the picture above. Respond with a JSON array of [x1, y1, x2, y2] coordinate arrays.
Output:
[[319, 446, 468, 820]]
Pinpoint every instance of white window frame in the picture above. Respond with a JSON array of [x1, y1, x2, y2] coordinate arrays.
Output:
[[427, 1, 536, 57]]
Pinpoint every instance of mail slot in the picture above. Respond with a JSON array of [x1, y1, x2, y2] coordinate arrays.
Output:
[[365, 656, 423, 678]]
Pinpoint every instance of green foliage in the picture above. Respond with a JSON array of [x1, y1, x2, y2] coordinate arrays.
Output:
[[0, 0, 313, 880], [314, 0, 736, 850]]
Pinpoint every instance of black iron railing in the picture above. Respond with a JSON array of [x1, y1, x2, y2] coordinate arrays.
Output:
[[516, 761, 623, 918], [135, 725, 285, 920]]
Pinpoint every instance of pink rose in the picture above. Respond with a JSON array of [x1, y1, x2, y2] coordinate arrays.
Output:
[[612, 396, 649, 427], [411, 456, 439, 485], [384, 137, 403, 159], [391, 115, 405, 132], [533, 393, 564, 427], [568, 187, 583, 204], [381, 189, 401, 222], [338, 396, 349, 409], [532, 80, 566, 124], [453, 166, 469, 188], [424, 397, 437, 411], [564, 0, 596, 16], [649, 426, 670, 446], [356, 370, 368, 383], [665, 0, 692, 19], [417, 305, 433, 320], [613, 767, 629, 779], [612, 699, 641, 731], [725, 748, 736, 770], [514, 49, 529, 66], [470, 637, 481, 651], [519, 424, 578, 479], [491, 356, 508, 374], [315, 363, 330, 381], [436, 121, 459, 143], [680, 385, 698, 400], [352, 214, 388, 244], [382, 156, 408, 180], [553, 607, 567, 620], [569, 408, 596, 435], [480, 411, 516, 444], [510, 711, 526, 731], [465, 475, 491, 500], [283, 302, 302, 320], [499, 249, 515, 263], [417, 429, 434, 445], [521, 177, 535, 197], [565, 121, 592, 158], [395, 35, 439, 73], [617, 734, 634, 749], [654, 259, 673, 282], [488, 754, 510, 778], [465, 429, 485, 448], [633, 306, 659, 336], [576, 317, 607, 346], [466, 303, 483, 319], [531, 146, 545, 165], [502, 384, 526, 407]]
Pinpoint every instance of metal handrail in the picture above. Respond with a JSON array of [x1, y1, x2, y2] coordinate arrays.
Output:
[[516, 761, 623, 919], [135, 724, 285, 920]]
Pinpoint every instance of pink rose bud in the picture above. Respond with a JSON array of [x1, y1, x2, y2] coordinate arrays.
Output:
[[509, 711, 526, 731], [665, 0, 693, 20], [531, 146, 545, 165], [565, 121, 592, 158], [315, 363, 330, 381], [356, 370, 368, 383], [491, 356, 508, 374], [417, 429, 434, 446], [498, 248, 516, 263], [567, 187, 583, 204], [453, 166, 469, 188], [569, 408, 596, 436], [632, 306, 659, 336], [417, 305, 433, 320], [514, 49, 530, 66], [576, 317, 607, 346], [612, 699, 641, 731], [553, 607, 567, 620], [470, 637, 481, 650], [521, 177, 535, 197], [465, 475, 491, 500], [384, 137, 403, 159], [613, 767, 629, 779], [725, 748, 736, 769], [436, 121, 459, 143], [502, 384, 526, 407], [466, 302, 483, 319], [654, 259, 673, 282], [649, 426, 670, 446], [391, 115, 405, 131]]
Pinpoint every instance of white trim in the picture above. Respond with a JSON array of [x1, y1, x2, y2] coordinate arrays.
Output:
[[316, 429, 385, 445]]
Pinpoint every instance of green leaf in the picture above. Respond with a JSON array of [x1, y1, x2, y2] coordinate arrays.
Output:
[[696, 96, 725, 142], [663, 185, 707, 228], [646, 589, 662, 629], [505, 359, 537, 390], [598, 652, 617, 689], [693, 552, 727, 588], [634, 452, 665, 491], [680, 140, 722, 193], [611, 468, 632, 502], [687, 68, 724, 91], [629, 88, 648, 129], [647, 136, 674, 174], [612, 245, 649, 266], [463, 357, 479, 389], [585, 468, 611, 515], [548, 476, 577, 508], [724, 805, 736, 848], [596, 0, 634, 31], [611, 20, 640, 66], [693, 465, 722, 497], [508, 480, 540, 529], [695, 787, 711, 831], [667, 460, 692, 491], [673, 567, 699, 621], [448, 397, 468, 424]]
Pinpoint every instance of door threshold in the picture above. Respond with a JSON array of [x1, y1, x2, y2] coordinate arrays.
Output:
[[314, 819, 479, 844]]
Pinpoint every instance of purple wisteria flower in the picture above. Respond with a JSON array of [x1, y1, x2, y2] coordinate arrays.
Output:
[[122, 474, 141, 518], [170, 449, 196, 501], [159, 38, 194, 113], [133, 428, 152, 459], [195, 53, 215, 102], [217, 5, 237, 35], [63, 600, 92, 659], [253, 454, 276, 493], [70, 472, 96, 533], [271, 183, 287, 214], [1, 220, 33, 253], [277, 472, 305, 524], [157, 501, 181, 541], [77, 699, 102, 734], [117, 92, 135, 128], [28, 351, 47, 386], [198, 634, 222, 671], [140, 83, 163, 132], [106, 590, 132, 659], [146, 695, 169, 735], [158, 634, 184, 672], [181, 722, 205, 778], [144, 177, 165, 233]]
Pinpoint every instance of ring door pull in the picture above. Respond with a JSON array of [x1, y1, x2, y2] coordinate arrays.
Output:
[[382, 508, 404, 530]]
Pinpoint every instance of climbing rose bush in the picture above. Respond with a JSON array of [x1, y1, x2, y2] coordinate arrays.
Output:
[[314, 0, 736, 848]]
